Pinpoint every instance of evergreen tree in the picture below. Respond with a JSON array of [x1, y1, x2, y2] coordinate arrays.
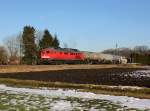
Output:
[[39, 29, 53, 49], [22, 26, 36, 64], [52, 34, 60, 48]]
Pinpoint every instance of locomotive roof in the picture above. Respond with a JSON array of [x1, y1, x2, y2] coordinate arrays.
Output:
[[42, 47, 80, 53]]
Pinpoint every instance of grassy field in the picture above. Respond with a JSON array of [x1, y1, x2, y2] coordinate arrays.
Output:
[[0, 91, 145, 111]]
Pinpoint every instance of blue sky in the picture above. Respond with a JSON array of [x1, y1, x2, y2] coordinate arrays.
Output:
[[0, 0, 150, 51]]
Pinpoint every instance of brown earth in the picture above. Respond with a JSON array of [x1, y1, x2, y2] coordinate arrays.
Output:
[[0, 66, 149, 87]]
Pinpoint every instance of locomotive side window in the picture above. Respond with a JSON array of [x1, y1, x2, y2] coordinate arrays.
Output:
[[46, 51, 50, 53], [64, 52, 68, 55]]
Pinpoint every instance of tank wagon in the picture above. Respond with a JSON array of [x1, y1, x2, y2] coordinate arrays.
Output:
[[40, 48, 127, 64], [83, 51, 127, 64], [83, 51, 113, 64]]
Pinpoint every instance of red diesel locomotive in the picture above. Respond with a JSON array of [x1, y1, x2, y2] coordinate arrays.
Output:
[[41, 48, 85, 64]]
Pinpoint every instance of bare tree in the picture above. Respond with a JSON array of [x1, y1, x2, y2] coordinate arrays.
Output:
[[0, 46, 8, 64], [103, 47, 132, 58], [5, 33, 22, 64], [134, 46, 149, 54]]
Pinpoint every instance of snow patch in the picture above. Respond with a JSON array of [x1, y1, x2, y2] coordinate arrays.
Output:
[[0, 84, 150, 110], [107, 85, 143, 89], [51, 100, 72, 110]]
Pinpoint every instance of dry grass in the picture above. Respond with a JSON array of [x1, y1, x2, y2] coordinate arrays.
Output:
[[0, 78, 149, 99], [0, 64, 145, 73]]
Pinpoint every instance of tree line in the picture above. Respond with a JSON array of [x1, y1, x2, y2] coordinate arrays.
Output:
[[0, 26, 60, 65]]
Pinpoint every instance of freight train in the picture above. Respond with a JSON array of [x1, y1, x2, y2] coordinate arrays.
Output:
[[40, 48, 127, 64]]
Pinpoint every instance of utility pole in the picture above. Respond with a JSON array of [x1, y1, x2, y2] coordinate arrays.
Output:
[[115, 43, 119, 64], [116, 43, 118, 55]]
